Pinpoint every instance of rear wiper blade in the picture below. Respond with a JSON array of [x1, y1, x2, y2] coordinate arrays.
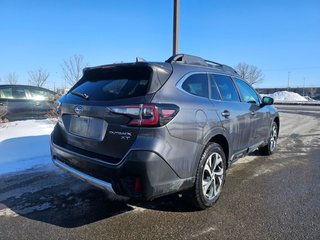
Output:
[[71, 91, 89, 100]]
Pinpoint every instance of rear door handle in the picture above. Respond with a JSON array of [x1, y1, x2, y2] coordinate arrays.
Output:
[[251, 111, 256, 116], [221, 110, 230, 118], [0, 102, 3, 106]]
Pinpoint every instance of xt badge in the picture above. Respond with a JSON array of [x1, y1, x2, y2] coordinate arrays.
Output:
[[109, 131, 132, 140]]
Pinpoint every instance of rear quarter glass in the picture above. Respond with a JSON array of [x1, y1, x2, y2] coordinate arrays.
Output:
[[70, 66, 152, 101]]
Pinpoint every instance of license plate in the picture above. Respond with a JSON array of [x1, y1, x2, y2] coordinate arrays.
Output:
[[69, 115, 107, 141]]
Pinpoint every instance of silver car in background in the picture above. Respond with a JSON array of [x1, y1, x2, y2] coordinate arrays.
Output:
[[0, 85, 56, 121]]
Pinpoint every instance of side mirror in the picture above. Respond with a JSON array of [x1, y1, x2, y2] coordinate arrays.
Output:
[[261, 96, 274, 106]]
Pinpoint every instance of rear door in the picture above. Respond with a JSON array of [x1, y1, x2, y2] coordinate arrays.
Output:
[[210, 74, 252, 157], [27, 88, 56, 117], [58, 65, 154, 160]]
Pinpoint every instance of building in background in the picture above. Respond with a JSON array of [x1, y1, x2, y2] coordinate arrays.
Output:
[[257, 87, 320, 100]]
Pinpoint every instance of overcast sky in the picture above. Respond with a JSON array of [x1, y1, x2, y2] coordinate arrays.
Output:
[[0, 0, 319, 89]]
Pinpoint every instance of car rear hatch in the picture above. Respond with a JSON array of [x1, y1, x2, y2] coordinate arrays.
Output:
[[55, 63, 172, 164]]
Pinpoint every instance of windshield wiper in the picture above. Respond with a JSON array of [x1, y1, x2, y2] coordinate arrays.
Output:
[[71, 91, 89, 100]]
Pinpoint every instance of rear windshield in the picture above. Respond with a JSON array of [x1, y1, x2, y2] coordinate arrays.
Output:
[[70, 66, 151, 101]]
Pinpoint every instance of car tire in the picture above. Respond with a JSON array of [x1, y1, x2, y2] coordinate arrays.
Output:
[[185, 143, 226, 210], [260, 121, 278, 155]]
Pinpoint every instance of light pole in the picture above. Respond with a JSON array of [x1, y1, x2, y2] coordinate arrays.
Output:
[[173, 0, 179, 55], [287, 72, 290, 91]]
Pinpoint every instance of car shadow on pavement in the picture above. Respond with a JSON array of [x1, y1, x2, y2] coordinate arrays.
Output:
[[1, 168, 196, 229], [130, 193, 197, 213], [0, 170, 134, 228], [0, 134, 197, 228]]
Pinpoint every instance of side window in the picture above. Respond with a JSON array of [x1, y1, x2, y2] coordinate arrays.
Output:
[[213, 74, 240, 102], [12, 88, 27, 100], [0, 87, 13, 99], [28, 89, 55, 101], [235, 79, 260, 104], [182, 74, 208, 98], [209, 75, 221, 100]]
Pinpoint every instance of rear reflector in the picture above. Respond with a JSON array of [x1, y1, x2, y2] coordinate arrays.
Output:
[[134, 177, 142, 193]]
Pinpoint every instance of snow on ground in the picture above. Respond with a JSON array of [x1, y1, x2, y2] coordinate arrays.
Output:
[[0, 119, 56, 175], [263, 91, 308, 102]]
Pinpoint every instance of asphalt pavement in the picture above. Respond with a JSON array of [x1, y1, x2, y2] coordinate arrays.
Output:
[[0, 105, 319, 240]]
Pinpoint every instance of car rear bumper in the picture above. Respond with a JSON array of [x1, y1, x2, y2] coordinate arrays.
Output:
[[50, 138, 194, 200], [52, 158, 116, 194]]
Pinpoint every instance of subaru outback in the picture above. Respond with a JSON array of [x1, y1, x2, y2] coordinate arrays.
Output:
[[51, 54, 279, 209]]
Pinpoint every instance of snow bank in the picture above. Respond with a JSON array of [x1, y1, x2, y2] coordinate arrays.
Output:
[[0, 120, 56, 174], [264, 91, 308, 102]]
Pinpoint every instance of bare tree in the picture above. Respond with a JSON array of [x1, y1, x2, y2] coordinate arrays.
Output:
[[28, 68, 50, 87], [5, 72, 19, 84], [235, 63, 264, 85], [61, 54, 87, 86]]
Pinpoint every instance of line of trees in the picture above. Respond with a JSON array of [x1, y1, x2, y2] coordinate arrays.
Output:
[[0, 72, 19, 85], [1, 56, 265, 88], [0, 54, 88, 89], [28, 68, 50, 87]]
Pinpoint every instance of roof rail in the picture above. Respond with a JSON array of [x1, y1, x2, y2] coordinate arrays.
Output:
[[205, 59, 239, 75], [136, 57, 146, 62], [166, 53, 239, 76], [166, 54, 208, 66]]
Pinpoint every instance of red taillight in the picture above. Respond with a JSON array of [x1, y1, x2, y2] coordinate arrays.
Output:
[[108, 104, 179, 127], [128, 104, 159, 126], [161, 109, 176, 117]]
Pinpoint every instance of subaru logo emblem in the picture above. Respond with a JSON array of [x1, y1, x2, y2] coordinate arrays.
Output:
[[74, 105, 83, 115]]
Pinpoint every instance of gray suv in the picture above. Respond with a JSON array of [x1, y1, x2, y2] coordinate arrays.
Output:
[[51, 54, 279, 209]]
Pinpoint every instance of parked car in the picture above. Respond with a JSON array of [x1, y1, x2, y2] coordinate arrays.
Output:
[[51, 54, 279, 209], [0, 84, 57, 121]]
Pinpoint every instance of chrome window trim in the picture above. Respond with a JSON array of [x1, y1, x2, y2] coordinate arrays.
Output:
[[176, 71, 210, 99], [176, 71, 240, 100]]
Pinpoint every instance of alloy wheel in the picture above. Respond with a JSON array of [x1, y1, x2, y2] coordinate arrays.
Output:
[[270, 124, 278, 152], [202, 152, 224, 200]]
